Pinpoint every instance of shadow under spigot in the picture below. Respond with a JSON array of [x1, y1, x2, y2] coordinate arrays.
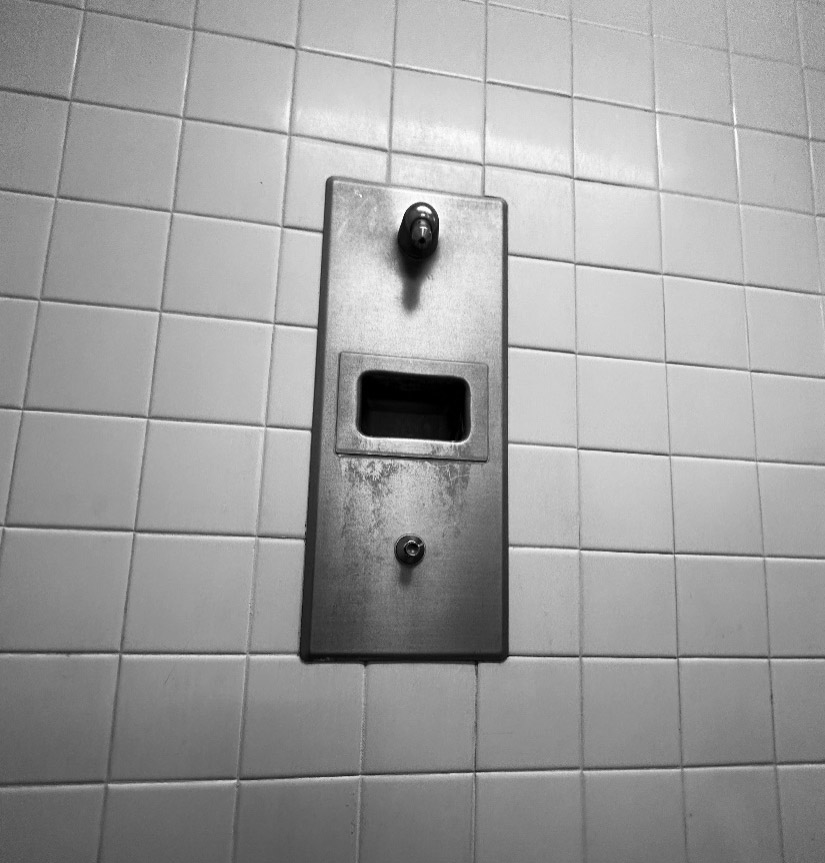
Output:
[[398, 202, 439, 260]]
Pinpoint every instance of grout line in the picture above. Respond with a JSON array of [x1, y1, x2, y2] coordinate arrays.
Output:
[[728, 1, 786, 854], [4, 759, 825, 791], [385, 0, 400, 183], [355, 665, 368, 863], [649, 0, 690, 854], [570, 21, 588, 861], [4, 259, 823, 315], [228, 1, 304, 859], [92, 8, 199, 860]]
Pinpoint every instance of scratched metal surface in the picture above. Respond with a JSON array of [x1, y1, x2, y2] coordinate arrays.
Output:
[[301, 178, 508, 660]]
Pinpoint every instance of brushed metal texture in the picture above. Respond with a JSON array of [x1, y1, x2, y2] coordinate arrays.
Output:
[[301, 178, 508, 661]]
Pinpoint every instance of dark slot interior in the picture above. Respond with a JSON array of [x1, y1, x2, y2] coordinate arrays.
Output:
[[357, 371, 470, 442]]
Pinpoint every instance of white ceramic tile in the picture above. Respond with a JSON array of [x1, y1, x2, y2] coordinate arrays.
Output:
[[676, 555, 769, 656], [111, 656, 244, 779], [0, 529, 130, 651], [250, 538, 304, 652], [509, 445, 578, 547], [8, 413, 144, 528], [258, 428, 311, 537], [746, 288, 825, 376], [152, 314, 271, 423], [658, 114, 737, 200], [396, 0, 483, 78], [284, 137, 387, 230], [814, 142, 825, 215], [573, 22, 653, 108], [176, 121, 287, 224], [165, 215, 279, 321], [477, 658, 580, 769], [392, 69, 483, 161], [0, 0, 80, 98], [684, 767, 782, 863], [187, 33, 293, 131], [488, 5, 571, 93], [0, 297, 36, 407], [274, 229, 323, 326], [767, 559, 825, 655], [737, 129, 814, 212], [123, 535, 255, 652], [360, 775, 473, 863], [672, 457, 762, 554], [583, 659, 680, 766], [799, 1, 825, 70], [653, 38, 732, 123], [582, 552, 676, 655], [668, 366, 756, 458], [241, 657, 362, 776], [101, 783, 235, 863], [301, 0, 395, 63], [0, 410, 21, 523], [89, 0, 195, 27], [508, 258, 575, 351], [741, 207, 821, 292], [60, 104, 179, 209], [572, 0, 649, 32], [727, 0, 799, 64], [579, 450, 673, 551], [661, 194, 743, 283], [574, 100, 657, 187], [75, 13, 189, 114], [45, 200, 169, 309], [267, 325, 317, 428], [775, 660, 825, 760], [476, 772, 583, 863], [235, 778, 358, 863], [293, 52, 391, 149], [731, 54, 807, 136], [0, 785, 104, 863], [138, 421, 263, 534], [509, 548, 579, 656], [196, 0, 299, 45], [485, 168, 574, 260], [0, 92, 68, 195], [651, 0, 726, 48], [390, 154, 483, 195], [760, 464, 825, 557], [27, 303, 158, 415], [575, 181, 661, 272], [576, 266, 664, 360], [0, 191, 52, 299], [753, 374, 825, 463], [487, 85, 571, 174], [804, 69, 825, 139], [578, 356, 669, 453], [508, 349, 576, 445], [664, 277, 749, 369], [585, 770, 686, 863], [364, 665, 475, 772], [680, 659, 774, 764], [0, 655, 117, 782], [778, 766, 825, 863]]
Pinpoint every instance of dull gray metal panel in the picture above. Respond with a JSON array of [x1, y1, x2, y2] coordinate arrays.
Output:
[[301, 178, 508, 661]]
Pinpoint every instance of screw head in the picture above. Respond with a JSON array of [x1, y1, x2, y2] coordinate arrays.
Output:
[[395, 534, 426, 566]]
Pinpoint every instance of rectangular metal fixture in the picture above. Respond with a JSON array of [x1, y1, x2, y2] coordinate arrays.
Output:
[[301, 178, 508, 661]]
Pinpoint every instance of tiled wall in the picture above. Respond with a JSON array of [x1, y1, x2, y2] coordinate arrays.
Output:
[[1, 0, 824, 860]]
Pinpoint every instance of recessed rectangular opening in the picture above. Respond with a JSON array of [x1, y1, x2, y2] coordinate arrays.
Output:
[[357, 370, 470, 442]]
